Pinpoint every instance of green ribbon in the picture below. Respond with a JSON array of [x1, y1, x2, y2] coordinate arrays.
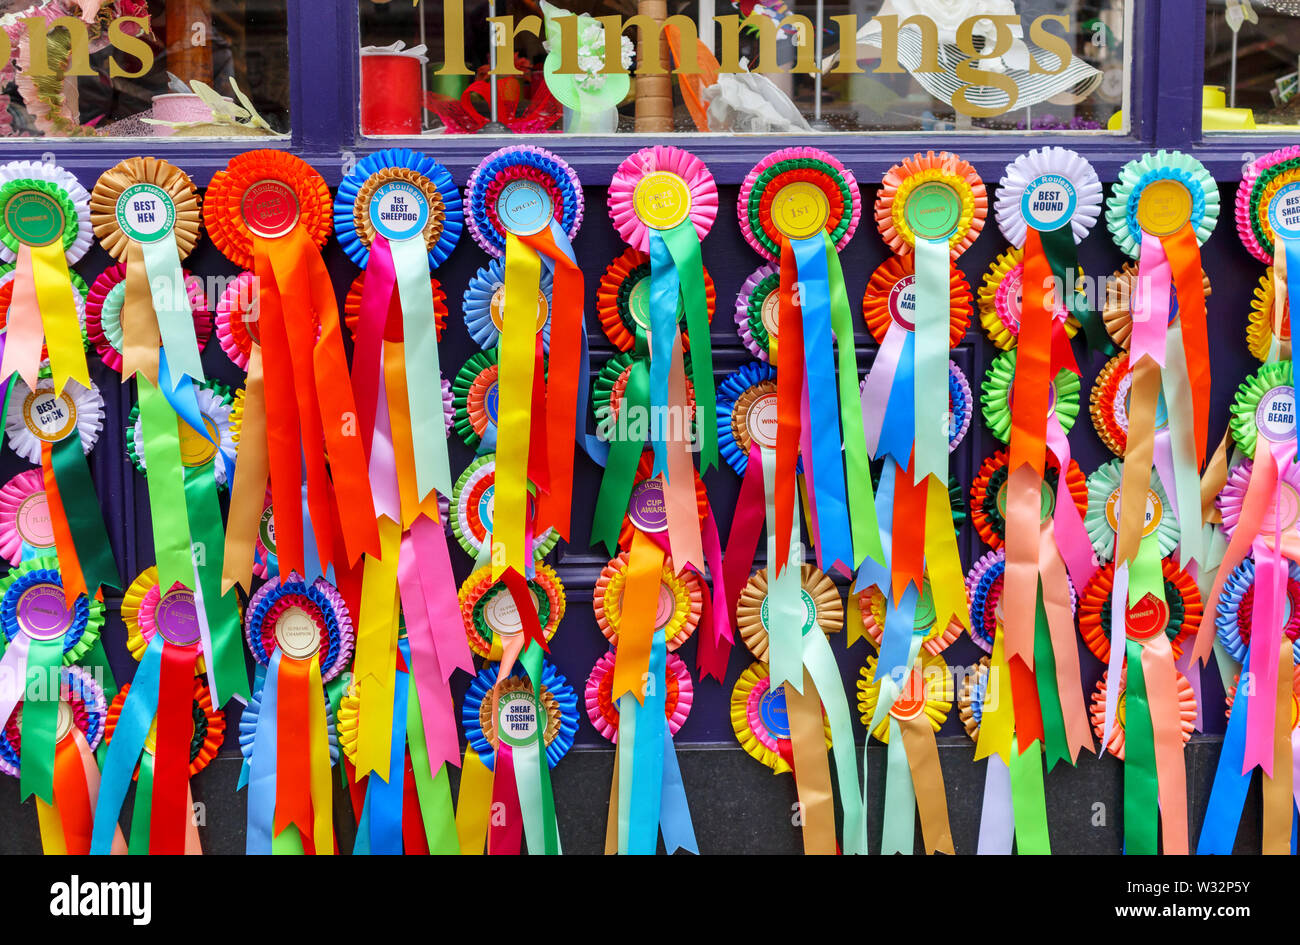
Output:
[[1122, 638, 1158, 854], [1033, 590, 1069, 771], [50, 432, 119, 593], [803, 627, 864, 854], [81, 636, 119, 767], [913, 236, 950, 482], [392, 236, 452, 499], [1162, 322, 1205, 566], [139, 232, 205, 387], [128, 751, 154, 854], [660, 219, 717, 471], [19, 636, 64, 803], [761, 447, 805, 692], [521, 641, 560, 854], [1039, 225, 1114, 356], [880, 718, 917, 854], [1007, 736, 1051, 853], [182, 462, 249, 705], [592, 357, 650, 554], [824, 232, 884, 567], [0, 375, 14, 456], [1128, 529, 1165, 607], [137, 377, 193, 594], [406, 681, 459, 853]]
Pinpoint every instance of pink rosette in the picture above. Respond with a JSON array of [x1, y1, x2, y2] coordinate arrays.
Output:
[[215, 270, 259, 371], [133, 581, 207, 661], [84, 263, 212, 373], [442, 374, 454, 436], [0, 470, 52, 566], [737, 147, 862, 262], [608, 146, 718, 251], [584, 649, 693, 743], [1237, 145, 1300, 264], [735, 263, 778, 361], [464, 146, 584, 258], [1218, 457, 1300, 543], [744, 673, 786, 758]]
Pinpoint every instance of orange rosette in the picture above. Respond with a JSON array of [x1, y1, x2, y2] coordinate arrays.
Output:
[[1078, 558, 1202, 664], [596, 246, 716, 353], [616, 451, 708, 552], [861, 253, 972, 347], [105, 676, 225, 778], [1089, 667, 1196, 760], [1225, 665, 1300, 726], [857, 579, 961, 657], [1089, 353, 1131, 456], [89, 157, 202, 262], [1101, 261, 1212, 351], [593, 550, 703, 652], [343, 270, 448, 343], [875, 151, 986, 258], [969, 448, 1088, 550], [736, 564, 842, 661]]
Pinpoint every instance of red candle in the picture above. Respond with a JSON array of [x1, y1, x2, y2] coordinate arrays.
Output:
[[361, 53, 424, 135]]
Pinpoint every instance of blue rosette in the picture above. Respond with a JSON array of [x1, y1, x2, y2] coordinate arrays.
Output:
[[965, 549, 1005, 654], [948, 360, 972, 452], [716, 360, 778, 477], [1215, 556, 1300, 666], [462, 660, 578, 771], [462, 257, 554, 352], [0, 557, 103, 664], [0, 666, 106, 778], [464, 146, 584, 258], [1105, 150, 1219, 258], [334, 147, 463, 270], [243, 574, 354, 683], [238, 677, 340, 767]]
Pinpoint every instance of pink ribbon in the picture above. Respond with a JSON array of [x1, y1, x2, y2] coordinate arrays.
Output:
[[487, 742, 523, 855], [0, 244, 43, 388], [1142, 632, 1189, 854], [352, 235, 398, 462], [1130, 231, 1171, 368], [1045, 420, 1096, 593], [861, 328, 905, 457], [410, 514, 473, 684]]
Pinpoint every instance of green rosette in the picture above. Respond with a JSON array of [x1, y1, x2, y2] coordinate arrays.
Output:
[[0, 557, 105, 666], [451, 349, 499, 450], [1085, 458, 1180, 564], [451, 454, 560, 563], [1104, 150, 1219, 259], [1248, 155, 1300, 260], [744, 158, 855, 261], [980, 348, 1080, 444], [1229, 360, 1294, 456], [0, 178, 81, 256]]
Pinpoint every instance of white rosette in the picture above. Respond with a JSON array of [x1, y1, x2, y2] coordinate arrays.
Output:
[[3, 373, 105, 464], [131, 384, 238, 487], [995, 147, 1103, 247], [0, 161, 94, 265]]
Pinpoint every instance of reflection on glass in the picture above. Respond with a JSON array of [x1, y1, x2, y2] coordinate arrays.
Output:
[[1204, 0, 1300, 130], [0, 0, 289, 139], [359, 0, 1127, 135]]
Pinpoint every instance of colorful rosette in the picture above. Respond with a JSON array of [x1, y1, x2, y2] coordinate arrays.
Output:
[[965, 549, 1006, 653], [1090, 353, 1129, 455], [244, 574, 354, 682], [948, 362, 973, 452], [609, 145, 718, 252], [89, 156, 202, 261], [1105, 150, 1219, 258], [214, 271, 258, 371], [203, 150, 333, 271], [1100, 261, 1212, 350], [612, 452, 710, 552], [126, 380, 238, 488], [593, 552, 701, 652], [0, 667, 105, 779], [737, 147, 860, 262], [1085, 459, 1180, 563], [0, 469, 56, 566], [1214, 556, 1300, 666], [83, 263, 211, 373], [461, 256, 554, 352], [238, 681, 339, 767], [343, 269, 448, 342], [858, 579, 962, 657], [462, 661, 578, 771], [1078, 558, 1202, 664], [857, 649, 953, 742], [252, 487, 277, 580], [585, 649, 693, 742], [875, 151, 985, 258], [464, 146, 583, 258], [0, 557, 104, 664], [1229, 360, 1294, 456], [994, 147, 1103, 248], [0, 161, 94, 264], [594, 351, 697, 437], [105, 676, 224, 778], [1236, 145, 1300, 264], [716, 360, 778, 476], [862, 253, 973, 347], [731, 661, 830, 774], [976, 247, 1081, 350], [3, 373, 104, 465], [957, 657, 991, 741], [595, 247, 716, 352], [459, 564, 566, 661], [452, 350, 500, 450], [1089, 668, 1196, 760], [1225, 665, 1300, 720], [0, 264, 90, 358], [334, 148, 462, 270], [736, 564, 842, 662], [1217, 456, 1300, 543], [1246, 270, 1281, 363], [734, 264, 780, 362], [120, 567, 218, 669], [969, 449, 1088, 550], [450, 454, 560, 562], [980, 348, 1080, 444]]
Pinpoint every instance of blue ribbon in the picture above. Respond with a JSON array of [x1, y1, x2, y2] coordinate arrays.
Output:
[[877, 333, 916, 467], [1195, 668, 1252, 855], [300, 482, 327, 582], [876, 582, 918, 685], [91, 635, 164, 854], [246, 650, 282, 855], [791, 235, 852, 569], [855, 460, 895, 594], [353, 792, 372, 855], [658, 726, 698, 854], [627, 631, 668, 854], [367, 658, 409, 854], [648, 229, 679, 478]]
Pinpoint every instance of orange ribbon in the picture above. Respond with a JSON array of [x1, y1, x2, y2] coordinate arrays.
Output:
[[899, 713, 955, 854], [786, 670, 837, 855], [610, 528, 664, 703], [52, 734, 93, 854], [275, 656, 314, 838], [40, 441, 87, 605], [891, 457, 927, 600], [1263, 639, 1295, 854], [1141, 633, 1188, 854], [1162, 223, 1210, 469]]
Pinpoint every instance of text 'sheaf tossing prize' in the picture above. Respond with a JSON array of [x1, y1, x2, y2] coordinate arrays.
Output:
[[239, 574, 352, 854], [207, 150, 379, 595], [96, 566, 223, 854], [337, 638, 461, 854], [0, 558, 106, 851], [334, 148, 475, 836], [1079, 558, 1201, 854], [455, 565, 569, 855]]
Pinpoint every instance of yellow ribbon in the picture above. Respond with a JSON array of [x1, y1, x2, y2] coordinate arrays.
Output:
[[923, 475, 969, 630], [975, 625, 1016, 762], [307, 655, 334, 855], [354, 516, 402, 779], [455, 745, 495, 855], [35, 796, 67, 854], [31, 241, 88, 394]]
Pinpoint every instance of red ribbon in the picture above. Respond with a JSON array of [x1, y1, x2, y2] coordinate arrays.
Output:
[[775, 241, 805, 576], [275, 656, 314, 838], [150, 642, 199, 854]]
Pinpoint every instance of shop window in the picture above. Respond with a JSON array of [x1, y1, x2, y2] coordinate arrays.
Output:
[[359, 0, 1127, 136], [1204, 0, 1300, 130], [0, 0, 289, 139]]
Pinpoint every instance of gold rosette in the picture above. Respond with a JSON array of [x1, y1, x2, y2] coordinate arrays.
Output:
[[90, 158, 202, 262], [478, 675, 563, 752], [736, 564, 842, 662]]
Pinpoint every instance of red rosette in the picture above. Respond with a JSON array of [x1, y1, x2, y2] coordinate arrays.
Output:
[[343, 270, 448, 343], [756, 167, 847, 250], [617, 450, 708, 551], [1078, 558, 1202, 664], [84, 263, 212, 372], [1089, 353, 1130, 456], [595, 246, 717, 352], [254, 593, 333, 666], [105, 677, 225, 778], [593, 550, 703, 652], [969, 449, 1088, 550], [584, 649, 693, 742], [861, 254, 972, 348], [203, 151, 333, 270]]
